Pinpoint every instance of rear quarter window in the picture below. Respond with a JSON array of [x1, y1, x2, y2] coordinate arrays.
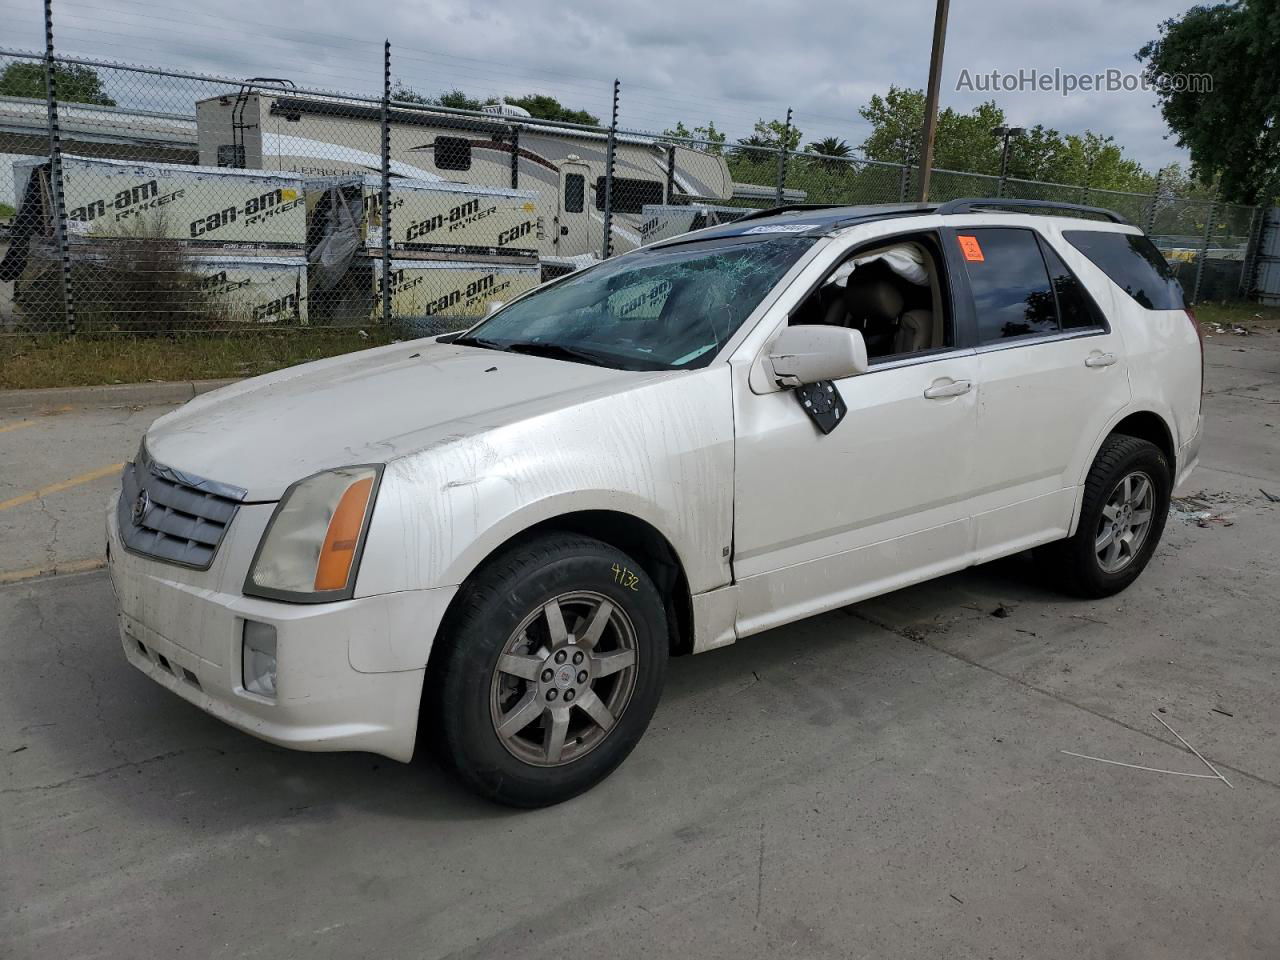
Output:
[[1062, 230, 1185, 311]]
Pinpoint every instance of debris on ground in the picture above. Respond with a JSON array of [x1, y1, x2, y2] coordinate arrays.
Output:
[[1259, 488, 1280, 503], [1212, 707, 1235, 717], [1060, 711, 1233, 787], [1172, 491, 1242, 527], [990, 603, 1013, 619]]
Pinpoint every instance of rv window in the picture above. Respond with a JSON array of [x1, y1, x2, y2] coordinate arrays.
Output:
[[564, 174, 585, 213], [216, 144, 245, 168], [435, 137, 472, 171], [595, 177, 664, 214]]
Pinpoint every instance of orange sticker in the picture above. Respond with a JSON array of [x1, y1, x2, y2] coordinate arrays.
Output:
[[958, 235, 985, 262]]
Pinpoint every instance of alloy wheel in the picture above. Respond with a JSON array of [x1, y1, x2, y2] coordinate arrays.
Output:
[[1095, 470, 1155, 574], [489, 591, 639, 767]]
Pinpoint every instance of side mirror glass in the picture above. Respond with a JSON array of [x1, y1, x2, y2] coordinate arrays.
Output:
[[767, 325, 869, 388]]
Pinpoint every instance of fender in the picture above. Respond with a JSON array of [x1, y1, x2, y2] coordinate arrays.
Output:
[[1067, 401, 1178, 537]]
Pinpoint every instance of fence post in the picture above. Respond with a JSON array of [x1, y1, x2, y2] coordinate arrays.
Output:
[[1191, 188, 1218, 306], [509, 125, 519, 189], [774, 106, 792, 206], [379, 40, 392, 327], [1145, 168, 1163, 235], [42, 0, 76, 336], [1238, 204, 1261, 299], [601, 78, 619, 259], [898, 163, 910, 203]]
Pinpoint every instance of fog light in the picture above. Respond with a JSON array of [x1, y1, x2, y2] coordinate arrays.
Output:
[[242, 620, 277, 698]]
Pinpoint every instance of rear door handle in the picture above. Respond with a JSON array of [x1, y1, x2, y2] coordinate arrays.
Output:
[[1085, 352, 1117, 368], [923, 379, 972, 400]]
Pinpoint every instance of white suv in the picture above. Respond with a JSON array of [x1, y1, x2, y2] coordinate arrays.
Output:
[[107, 199, 1203, 806]]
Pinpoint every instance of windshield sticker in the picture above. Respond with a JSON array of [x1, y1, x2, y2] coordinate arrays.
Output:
[[741, 224, 819, 234], [958, 235, 985, 262]]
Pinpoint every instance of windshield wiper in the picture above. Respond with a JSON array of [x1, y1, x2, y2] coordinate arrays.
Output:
[[451, 334, 509, 352], [500, 341, 617, 368]]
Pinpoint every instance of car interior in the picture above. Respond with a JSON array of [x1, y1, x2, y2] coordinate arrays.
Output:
[[791, 232, 951, 362]]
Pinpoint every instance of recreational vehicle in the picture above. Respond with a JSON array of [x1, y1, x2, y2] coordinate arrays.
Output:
[[195, 91, 736, 267]]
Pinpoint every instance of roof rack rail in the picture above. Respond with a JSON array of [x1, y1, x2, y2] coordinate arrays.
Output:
[[935, 197, 1131, 225], [730, 203, 855, 223]]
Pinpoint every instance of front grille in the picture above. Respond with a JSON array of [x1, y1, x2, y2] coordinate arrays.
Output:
[[117, 445, 247, 570]]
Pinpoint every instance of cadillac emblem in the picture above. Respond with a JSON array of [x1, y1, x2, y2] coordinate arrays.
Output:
[[131, 489, 150, 525]]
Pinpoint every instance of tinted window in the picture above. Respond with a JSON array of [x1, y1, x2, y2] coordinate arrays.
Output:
[[1063, 230, 1184, 310], [564, 173, 584, 213], [435, 136, 472, 171], [1039, 240, 1104, 330], [595, 177, 664, 214], [960, 228, 1058, 343]]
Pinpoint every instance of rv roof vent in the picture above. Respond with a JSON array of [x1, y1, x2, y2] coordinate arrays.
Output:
[[481, 102, 533, 118]]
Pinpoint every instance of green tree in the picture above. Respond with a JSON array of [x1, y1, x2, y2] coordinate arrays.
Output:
[[388, 86, 597, 124], [737, 117, 803, 153], [858, 85, 1151, 192], [804, 136, 854, 173], [502, 94, 599, 126], [661, 120, 726, 155], [0, 61, 115, 106], [1138, 1, 1280, 204], [859, 86, 1005, 173]]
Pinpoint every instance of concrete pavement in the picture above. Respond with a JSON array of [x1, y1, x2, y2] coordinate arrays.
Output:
[[2, 334, 1279, 959]]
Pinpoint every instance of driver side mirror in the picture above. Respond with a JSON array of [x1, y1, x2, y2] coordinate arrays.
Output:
[[767, 325, 869, 388]]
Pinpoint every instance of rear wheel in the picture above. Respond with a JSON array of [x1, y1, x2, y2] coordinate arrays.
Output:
[[1043, 434, 1171, 598], [430, 533, 668, 807]]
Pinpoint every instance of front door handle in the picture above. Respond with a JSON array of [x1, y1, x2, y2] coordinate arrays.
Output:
[[923, 379, 972, 400], [1085, 352, 1117, 368]]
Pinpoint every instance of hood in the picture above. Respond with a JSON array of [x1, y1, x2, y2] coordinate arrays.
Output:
[[145, 338, 658, 500]]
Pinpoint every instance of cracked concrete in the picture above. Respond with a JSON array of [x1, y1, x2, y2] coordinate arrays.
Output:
[[0, 402, 176, 578], [2, 335, 1279, 959]]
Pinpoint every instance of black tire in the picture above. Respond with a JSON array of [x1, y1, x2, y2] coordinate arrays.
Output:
[[1042, 434, 1171, 598], [429, 532, 668, 807]]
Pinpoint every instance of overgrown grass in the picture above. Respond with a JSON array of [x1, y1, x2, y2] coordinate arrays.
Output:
[[0, 202, 15, 219], [1192, 301, 1280, 331], [0, 329, 399, 390]]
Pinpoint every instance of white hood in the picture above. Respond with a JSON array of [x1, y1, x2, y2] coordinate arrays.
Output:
[[145, 338, 657, 500]]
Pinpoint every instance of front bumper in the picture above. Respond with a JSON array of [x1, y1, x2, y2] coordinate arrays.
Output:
[[108, 497, 456, 762]]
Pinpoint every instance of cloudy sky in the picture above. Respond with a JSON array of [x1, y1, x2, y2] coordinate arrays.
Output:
[[2, 0, 1195, 170]]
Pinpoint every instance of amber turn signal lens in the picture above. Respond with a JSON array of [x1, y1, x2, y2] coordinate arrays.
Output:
[[313, 475, 374, 591]]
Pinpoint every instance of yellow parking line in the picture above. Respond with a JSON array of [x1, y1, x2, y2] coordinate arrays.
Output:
[[0, 420, 40, 435], [0, 557, 107, 585], [0, 463, 124, 513]]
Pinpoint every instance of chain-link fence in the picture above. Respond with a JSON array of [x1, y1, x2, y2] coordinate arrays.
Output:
[[0, 42, 1267, 338]]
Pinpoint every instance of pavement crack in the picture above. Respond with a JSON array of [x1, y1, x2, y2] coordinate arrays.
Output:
[[0, 747, 225, 795], [844, 607, 1280, 793]]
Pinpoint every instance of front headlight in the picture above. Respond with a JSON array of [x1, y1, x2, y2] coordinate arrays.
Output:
[[244, 465, 382, 602]]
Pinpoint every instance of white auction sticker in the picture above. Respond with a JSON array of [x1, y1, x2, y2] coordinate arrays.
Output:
[[741, 224, 818, 234]]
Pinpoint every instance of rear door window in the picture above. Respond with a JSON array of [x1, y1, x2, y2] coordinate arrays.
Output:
[[1062, 230, 1185, 310], [1038, 239, 1105, 331], [958, 228, 1059, 343]]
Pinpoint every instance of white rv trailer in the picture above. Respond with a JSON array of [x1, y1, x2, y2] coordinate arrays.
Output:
[[195, 91, 735, 265]]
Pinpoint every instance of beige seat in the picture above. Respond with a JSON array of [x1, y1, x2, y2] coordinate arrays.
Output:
[[895, 309, 933, 353]]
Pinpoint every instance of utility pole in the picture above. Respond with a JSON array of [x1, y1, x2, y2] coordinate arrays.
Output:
[[915, 0, 950, 202]]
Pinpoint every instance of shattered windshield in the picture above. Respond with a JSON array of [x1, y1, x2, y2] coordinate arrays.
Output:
[[456, 235, 815, 371]]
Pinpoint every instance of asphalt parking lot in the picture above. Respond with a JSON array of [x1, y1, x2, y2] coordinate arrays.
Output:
[[3, 333, 1280, 959]]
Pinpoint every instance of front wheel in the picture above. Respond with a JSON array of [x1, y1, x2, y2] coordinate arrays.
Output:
[[1042, 434, 1171, 598], [430, 533, 668, 807]]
